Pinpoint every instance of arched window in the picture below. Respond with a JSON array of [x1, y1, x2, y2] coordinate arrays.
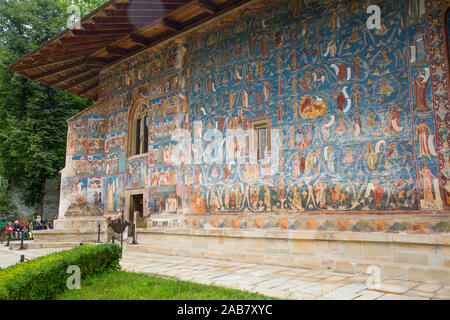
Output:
[[128, 99, 149, 157]]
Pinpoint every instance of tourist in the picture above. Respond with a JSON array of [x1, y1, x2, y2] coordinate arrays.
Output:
[[5, 222, 13, 239], [0, 217, 7, 243], [33, 216, 44, 230], [22, 225, 29, 239], [12, 220, 22, 240]]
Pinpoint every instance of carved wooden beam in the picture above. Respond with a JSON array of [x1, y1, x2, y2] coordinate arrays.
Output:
[[78, 81, 99, 97], [48, 68, 99, 87], [106, 46, 130, 56], [130, 34, 152, 46], [162, 17, 182, 31], [197, 0, 218, 14], [61, 74, 98, 91]]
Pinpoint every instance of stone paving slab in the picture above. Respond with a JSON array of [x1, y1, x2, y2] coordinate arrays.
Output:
[[367, 283, 413, 295], [321, 283, 367, 300], [118, 250, 450, 300], [414, 283, 443, 293], [0, 246, 448, 300], [377, 293, 428, 300]]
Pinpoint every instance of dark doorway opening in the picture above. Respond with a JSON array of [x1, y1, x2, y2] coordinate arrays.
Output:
[[129, 194, 145, 233]]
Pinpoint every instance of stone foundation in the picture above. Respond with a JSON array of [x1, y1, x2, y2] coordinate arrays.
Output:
[[34, 218, 109, 243], [133, 215, 450, 285]]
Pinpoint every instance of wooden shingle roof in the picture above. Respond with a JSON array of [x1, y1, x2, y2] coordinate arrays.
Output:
[[9, 0, 252, 100]]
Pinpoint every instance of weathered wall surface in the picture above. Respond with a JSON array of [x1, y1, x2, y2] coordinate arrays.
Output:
[[42, 179, 60, 220], [59, 0, 449, 220], [10, 185, 34, 218]]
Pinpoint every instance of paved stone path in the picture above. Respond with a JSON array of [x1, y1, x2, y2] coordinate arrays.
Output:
[[0, 246, 66, 268], [1, 246, 449, 300], [120, 250, 450, 300]]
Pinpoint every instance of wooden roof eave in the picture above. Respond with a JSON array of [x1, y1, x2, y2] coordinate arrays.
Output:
[[8, 0, 118, 72], [9, 0, 257, 100]]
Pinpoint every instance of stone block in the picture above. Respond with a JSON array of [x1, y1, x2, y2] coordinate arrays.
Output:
[[406, 267, 450, 284], [242, 238, 265, 252], [363, 242, 392, 261], [338, 241, 363, 258], [334, 260, 358, 274], [444, 258, 450, 268], [315, 239, 339, 256], [291, 239, 315, 255], [393, 252, 429, 265], [382, 265, 407, 279], [264, 254, 295, 267], [265, 238, 289, 254], [293, 256, 321, 270]]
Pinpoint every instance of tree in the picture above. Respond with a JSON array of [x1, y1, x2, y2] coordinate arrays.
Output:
[[0, 0, 107, 216]]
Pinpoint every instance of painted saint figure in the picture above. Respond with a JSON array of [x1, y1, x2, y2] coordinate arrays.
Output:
[[388, 106, 402, 135], [365, 143, 378, 172], [419, 162, 436, 204], [413, 70, 429, 111], [416, 118, 432, 158]]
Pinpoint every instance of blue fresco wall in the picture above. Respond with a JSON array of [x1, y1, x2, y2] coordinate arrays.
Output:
[[60, 0, 448, 218], [181, 0, 443, 213]]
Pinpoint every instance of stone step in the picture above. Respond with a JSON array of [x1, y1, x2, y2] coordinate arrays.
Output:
[[6, 240, 98, 250]]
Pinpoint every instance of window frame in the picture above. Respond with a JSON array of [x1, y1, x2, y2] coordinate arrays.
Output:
[[250, 118, 271, 162], [127, 99, 150, 159]]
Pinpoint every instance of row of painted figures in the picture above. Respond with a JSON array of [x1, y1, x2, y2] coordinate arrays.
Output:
[[187, 160, 439, 213]]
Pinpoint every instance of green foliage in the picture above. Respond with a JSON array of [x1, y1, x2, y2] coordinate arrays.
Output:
[[0, 0, 107, 209], [0, 178, 18, 220], [56, 270, 275, 300], [0, 244, 122, 300]]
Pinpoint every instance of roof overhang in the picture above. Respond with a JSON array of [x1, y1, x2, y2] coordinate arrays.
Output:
[[8, 0, 253, 100]]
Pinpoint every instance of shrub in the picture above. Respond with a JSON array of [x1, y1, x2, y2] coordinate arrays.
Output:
[[0, 244, 122, 300]]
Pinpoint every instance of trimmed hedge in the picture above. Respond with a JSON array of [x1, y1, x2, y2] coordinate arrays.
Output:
[[0, 244, 122, 300]]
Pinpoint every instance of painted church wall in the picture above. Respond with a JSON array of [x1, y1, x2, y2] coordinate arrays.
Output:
[[59, 102, 107, 217], [59, 0, 449, 219]]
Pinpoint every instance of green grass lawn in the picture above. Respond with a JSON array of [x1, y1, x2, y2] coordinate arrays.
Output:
[[55, 270, 275, 300]]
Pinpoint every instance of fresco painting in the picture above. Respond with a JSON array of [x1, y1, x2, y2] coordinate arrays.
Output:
[[126, 158, 147, 189], [59, 0, 449, 219], [61, 177, 87, 207], [105, 173, 125, 214], [107, 109, 128, 133], [105, 130, 127, 153], [87, 177, 104, 207]]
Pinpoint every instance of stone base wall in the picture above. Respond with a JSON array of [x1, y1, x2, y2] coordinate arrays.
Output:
[[133, 226, 450, 285], [32, 230, 99, 243], [38, 218, 109, 243]]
